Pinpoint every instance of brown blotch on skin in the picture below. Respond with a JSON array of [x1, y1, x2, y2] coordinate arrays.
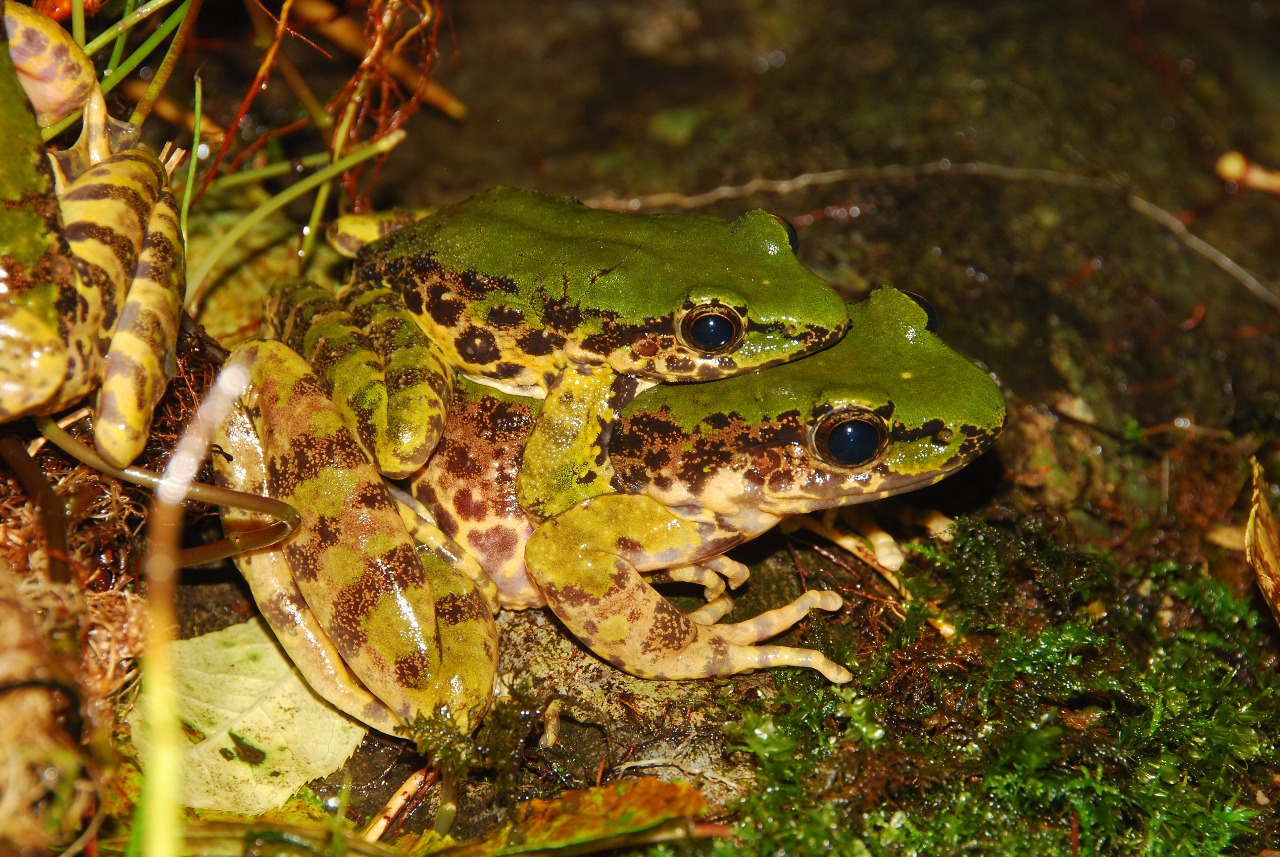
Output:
[[466, 525, 519, 568], [453, 487, 489, 522], [326, 582, 388, 654], [640, 599, 697, 655], [892, 417, 949, 444], [394, 651, 435, 690], [542, 580, 595, 611], [493, 361, 525, 379], [257, 590, 309, 629], [434, 591, 488, 626], [442, 443, 481, 478], [541, 296, 585, 331], [63, 220, 139, 275], [615, 536, 645, 560], [456, 326, 501, 364], [516, 328, 564, 357], [426, 284, 466, 328], [663, 355, 696, 374], [486, 305, 525, 327]]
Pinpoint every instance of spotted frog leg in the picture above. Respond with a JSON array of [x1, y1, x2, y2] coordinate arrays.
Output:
[[524, 493, 852, 682], [0, 4, 184, 469], [212, 341, 497, 733]]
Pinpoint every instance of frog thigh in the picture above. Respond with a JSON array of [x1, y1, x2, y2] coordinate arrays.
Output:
[[95, 187, 184, 468], [214, 397, 400, 733], [524, 493, 852, 683], [222, 340, 492, 729]]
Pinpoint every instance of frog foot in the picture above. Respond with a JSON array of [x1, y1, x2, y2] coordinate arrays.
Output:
[[525, 493, 852, 684], [646, 553, 748, 601]]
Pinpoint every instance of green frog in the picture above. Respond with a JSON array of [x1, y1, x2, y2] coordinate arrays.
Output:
[[413, 287, 1007, 683], [215, 286, 1003, 730], [0, 3, 184, 469], [280, 187, 850, 521], [214, 188, 851, 732]]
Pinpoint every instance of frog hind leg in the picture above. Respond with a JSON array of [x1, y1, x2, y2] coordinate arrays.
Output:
[[524, 493, 853, 684], [95, 185, 184, 468], [58, 148, 166, 453], [219, 340, 493, 730], [214, 392, 401, 733]]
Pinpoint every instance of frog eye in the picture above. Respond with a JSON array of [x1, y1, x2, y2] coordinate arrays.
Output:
[[679, 305, 745, 355], [812, 409, 887, 467], [769, 214, 799, 253], [903, 291, 939, 332]]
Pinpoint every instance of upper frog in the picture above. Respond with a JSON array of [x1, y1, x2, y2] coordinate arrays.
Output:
[[350, 186, 850, 394]]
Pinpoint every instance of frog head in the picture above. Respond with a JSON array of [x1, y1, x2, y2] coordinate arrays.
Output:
[[369, 187, 850, 386], [609, 287, 1006, 523], [571, 205, 853, 382]]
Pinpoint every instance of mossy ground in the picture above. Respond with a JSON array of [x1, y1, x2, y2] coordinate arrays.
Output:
[[670, 515, 1280, 856]]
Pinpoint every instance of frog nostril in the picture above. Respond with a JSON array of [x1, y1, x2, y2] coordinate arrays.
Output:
[[769, 214, 799, 253], [903, 291, 939, 332]]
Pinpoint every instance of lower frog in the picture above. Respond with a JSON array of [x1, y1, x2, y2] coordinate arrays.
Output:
[[412, 287, 1006, 681], [0, 4, 185, 469]]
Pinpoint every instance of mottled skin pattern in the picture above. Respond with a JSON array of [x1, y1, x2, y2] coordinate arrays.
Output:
[[213, 341, 497, 733], [341, 186, 851, 519], [267, 279, 453, 480], [0, 5, 184, 469], [411, 382, 540, 608], [205, 186, 850, 726], [417, 289, 1006, 683]]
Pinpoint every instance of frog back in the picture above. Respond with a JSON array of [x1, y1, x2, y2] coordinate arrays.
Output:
[[354, 187, 848, 395]]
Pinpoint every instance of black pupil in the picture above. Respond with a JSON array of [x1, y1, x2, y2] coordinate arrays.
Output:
[[688, 312, 736, 351], [826, 418, 881, 466]]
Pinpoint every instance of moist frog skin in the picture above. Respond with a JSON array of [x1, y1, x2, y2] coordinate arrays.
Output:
[[415, 287, 1007, 683], [282, 187, 850, 520]]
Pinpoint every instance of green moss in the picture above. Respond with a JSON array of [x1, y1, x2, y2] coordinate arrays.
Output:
[[678, 517, 1279, 856]]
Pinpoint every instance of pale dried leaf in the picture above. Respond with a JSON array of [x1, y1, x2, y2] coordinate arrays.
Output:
[[129, 618, 366, 814]]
